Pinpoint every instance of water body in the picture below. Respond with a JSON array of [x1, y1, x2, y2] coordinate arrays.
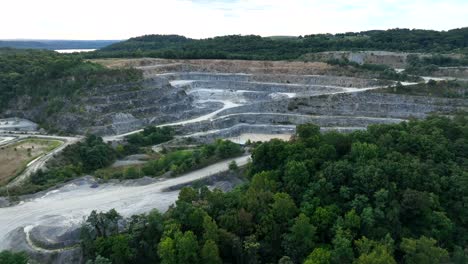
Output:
[[54, 49, 96, 53]]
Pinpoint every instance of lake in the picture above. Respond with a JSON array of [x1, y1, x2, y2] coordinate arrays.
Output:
[[54, 49, 96, 53]]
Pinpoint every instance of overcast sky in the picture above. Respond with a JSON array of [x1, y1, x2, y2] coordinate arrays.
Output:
[[1, 0, 467, 40]]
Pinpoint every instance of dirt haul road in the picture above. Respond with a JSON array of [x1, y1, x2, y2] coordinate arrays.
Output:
[[0, 155, 250, 250]]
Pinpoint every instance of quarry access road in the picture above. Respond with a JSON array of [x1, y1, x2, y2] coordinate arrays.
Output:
[[0, 136, 17, 147], [103, 99, 243, 142], [0, 155, 251, 250]]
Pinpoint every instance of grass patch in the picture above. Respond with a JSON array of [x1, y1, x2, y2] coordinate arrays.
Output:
[[0, 139, 63, 186]]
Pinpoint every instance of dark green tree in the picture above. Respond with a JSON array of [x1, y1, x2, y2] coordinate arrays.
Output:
[[282, 213, 317, 263], [0, 251, 28, 264], [201, 240, 222, 264], [304, 248, 332, 264], [400, 236, 449, 264]]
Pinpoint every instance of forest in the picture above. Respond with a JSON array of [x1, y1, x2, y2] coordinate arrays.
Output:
[[75, 115, 467, 264], [88, 28, 468, 60], [0, 48, 141, 113]]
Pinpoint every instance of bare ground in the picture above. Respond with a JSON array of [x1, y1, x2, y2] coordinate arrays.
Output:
[[0, 139, 62, 185], [91, 58, 335, 75]]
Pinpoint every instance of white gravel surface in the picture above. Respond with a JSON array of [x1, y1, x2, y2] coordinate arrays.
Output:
[[103, 99, 243, 141], [0, 136, 15, 146], [0, 155, 250, 250]]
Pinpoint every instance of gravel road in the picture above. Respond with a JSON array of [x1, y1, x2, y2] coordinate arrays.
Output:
[[0, 155, 250, 250]]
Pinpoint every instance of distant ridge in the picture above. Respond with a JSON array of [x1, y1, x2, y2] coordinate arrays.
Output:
[[91, 27, 468, 60], [0, 40, 120, 50]]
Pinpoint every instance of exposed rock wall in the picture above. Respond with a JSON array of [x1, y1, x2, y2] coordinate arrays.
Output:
[[188, 80, 344, 94], [301, 51, 464, 68], [302, 51, 410, 68], [164, 72, 385, 88], [5, 228, 82, 264], [431, 67, 468, 79], [4, 77, 197, 135], [171, 112, 405, 138], [289, 91, 467, 119]]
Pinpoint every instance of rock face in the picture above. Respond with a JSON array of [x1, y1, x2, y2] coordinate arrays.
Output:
[[162, 72, 385, 88], [4, 227, 82, 264], [301, 51, 465, 68], [147, 70, 465, 144], [288, 91, 468, 119], [302, 51, 410, 68], [1, 67, 386, 136], [64, 77, 197, 135], [2, 59, 466, 138], [3, 77, 196, 135], [29, 225, 81, 250]]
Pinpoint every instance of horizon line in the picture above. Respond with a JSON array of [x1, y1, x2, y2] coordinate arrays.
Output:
[[1, 26, 466, 42]]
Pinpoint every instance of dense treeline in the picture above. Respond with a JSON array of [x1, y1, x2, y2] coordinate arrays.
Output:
[[30, 135, 117, 189], [89, 28, 468, 60], [80, 115, 468, 264], [96, 139, 244, 180], [141, 139, 243, 177], [126, 127, 175, 147], [108, 127, 176, 156], [0, 48, 141, 112]]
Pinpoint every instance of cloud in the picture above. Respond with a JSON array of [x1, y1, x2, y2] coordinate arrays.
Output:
[[0, 0, 466, 39]]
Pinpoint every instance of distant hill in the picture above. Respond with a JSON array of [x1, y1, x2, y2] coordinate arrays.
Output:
[[0, 40, 120, 50], [267, 36, 298, 40], [90, 28, 468, 60]]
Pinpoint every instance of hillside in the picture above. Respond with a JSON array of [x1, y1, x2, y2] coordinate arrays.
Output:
[[0, 48, 142, 130], [91, 28, 468, 60]]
